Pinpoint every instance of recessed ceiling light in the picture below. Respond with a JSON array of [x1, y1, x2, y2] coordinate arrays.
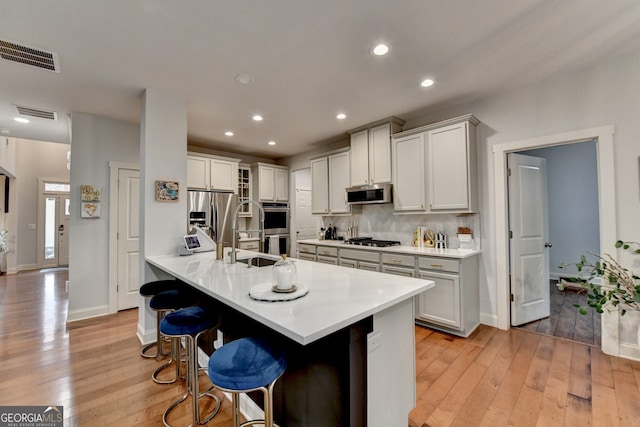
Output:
[[371, 43, 389, 56], [225, 131, 234, 136], [336, 113, 347, 120], [419, 78, 435, 88], [267, 141, 276, 146], [14, 117, 29, 123], [235, 73, 255, 85], [253, 115, 263, 121]]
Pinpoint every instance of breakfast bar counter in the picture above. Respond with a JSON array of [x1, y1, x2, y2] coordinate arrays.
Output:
[[145, 250, 433, 427]]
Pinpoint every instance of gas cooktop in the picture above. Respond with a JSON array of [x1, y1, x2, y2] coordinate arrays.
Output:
[[344, 237, 401, 247]]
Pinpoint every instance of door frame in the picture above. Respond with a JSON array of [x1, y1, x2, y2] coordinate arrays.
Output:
[[493, 125, 618, 355], [36, 177, 70, 269], [108, 161, 139, 314]]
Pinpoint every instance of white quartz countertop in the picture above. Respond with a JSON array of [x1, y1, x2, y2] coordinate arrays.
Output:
[[146, 250, 432, 346], [297, 239, 481, 259]]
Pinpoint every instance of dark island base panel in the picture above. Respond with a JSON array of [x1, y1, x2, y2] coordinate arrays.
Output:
[[210, 301, 373, 427]]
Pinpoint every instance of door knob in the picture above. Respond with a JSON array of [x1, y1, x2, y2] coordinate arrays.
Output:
[[544, 242, 553, 248]]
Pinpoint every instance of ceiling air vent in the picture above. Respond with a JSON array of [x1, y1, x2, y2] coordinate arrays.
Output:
[[14, 105, 58, 121], [0, 39, 60, 72]]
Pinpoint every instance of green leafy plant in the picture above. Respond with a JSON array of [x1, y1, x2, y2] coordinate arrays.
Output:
[[0, 230, 6, 254], [560, 240, 640, 315]]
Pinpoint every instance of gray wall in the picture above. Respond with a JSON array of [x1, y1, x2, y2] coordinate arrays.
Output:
[[520, 140, 600, 279], [68, 113, 139, 320], [15, 138, 69, 270]]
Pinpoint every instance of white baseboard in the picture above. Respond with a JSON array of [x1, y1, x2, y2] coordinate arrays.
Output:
[[619, 341, 640, 362], [15, 263, 38, 273], [137, 321, 156, 345], [66, 304, 110, 322], [480, 312, 499, 328]]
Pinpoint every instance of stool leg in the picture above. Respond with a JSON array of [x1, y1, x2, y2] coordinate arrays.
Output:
[[153, 336, 182, 384], [162, 333, 220, 427], [141, 310, 171, 358], [232, 392, 241, 427]]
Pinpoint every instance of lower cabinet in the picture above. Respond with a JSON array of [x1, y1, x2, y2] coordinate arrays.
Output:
[[339, 248, 381, 271], [415, 255, 479, 337], [316, 247, 338, 265], [238, 239, 260, 252]]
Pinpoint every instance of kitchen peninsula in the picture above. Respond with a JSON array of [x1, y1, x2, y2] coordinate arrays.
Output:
[[146, 250, 432, 427]]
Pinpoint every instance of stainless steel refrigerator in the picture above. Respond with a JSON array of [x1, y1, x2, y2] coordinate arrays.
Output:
[[187, 190, 237, 247]]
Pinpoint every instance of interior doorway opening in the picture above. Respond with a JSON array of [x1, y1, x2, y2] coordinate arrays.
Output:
[[41, 181, 70, 268], [508, 141, 601, 346], [493, 125, 617, 355]]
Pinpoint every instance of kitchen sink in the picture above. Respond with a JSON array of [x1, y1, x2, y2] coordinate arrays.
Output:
[[237, 256, 278, 268]]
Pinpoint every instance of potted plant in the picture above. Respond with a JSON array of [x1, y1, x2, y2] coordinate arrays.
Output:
[[0, 230, 7, 274], [560, 240, 640, 316]]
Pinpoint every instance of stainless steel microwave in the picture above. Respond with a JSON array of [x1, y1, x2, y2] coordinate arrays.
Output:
[[346, 183, 393, 205]]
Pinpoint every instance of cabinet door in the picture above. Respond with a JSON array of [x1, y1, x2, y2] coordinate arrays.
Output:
[[237, 167, 252, 216], [259, 165, 275, 201], [369, 123, 392, 184], [339, 259, 358, 268], [416, 270, 461, 330], [427, 122, 469, 210], [187, 156, 209, 189], [311, 157, 329, 214], [275, 168, 289, 202], [349, 129, 369, 186], [328, 151, 350, 214], [210, 159, 238, 192], [358, 261, 381, 272], [392, 133, 426, 212]]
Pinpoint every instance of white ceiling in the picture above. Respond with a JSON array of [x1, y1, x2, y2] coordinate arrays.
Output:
[[1, 0, 639, 159]]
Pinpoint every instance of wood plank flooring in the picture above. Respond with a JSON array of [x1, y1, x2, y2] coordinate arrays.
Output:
[[2, 270, 640, 426], [516, 280, 601, 347]]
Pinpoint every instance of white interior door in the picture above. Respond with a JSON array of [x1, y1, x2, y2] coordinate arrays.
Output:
[[509, 153, 551, 326], [295, 188, 315, 240], [117, 168, 140, 310]]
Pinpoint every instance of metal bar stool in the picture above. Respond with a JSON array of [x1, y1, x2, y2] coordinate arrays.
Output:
[[149, 289, 197, 384], [139, 279, 187, 359], [207, 337, 287, 427], [160, 305, 221, 427]]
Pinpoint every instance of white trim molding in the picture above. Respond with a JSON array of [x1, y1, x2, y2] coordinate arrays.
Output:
[[493, 125, 619, 355]]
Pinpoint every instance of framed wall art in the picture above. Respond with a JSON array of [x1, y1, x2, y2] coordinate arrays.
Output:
[[81, 202, 101, 218], [155, 180, 180, 202], [81, 185, 101, 202]]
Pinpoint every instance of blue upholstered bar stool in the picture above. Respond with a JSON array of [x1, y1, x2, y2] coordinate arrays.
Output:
[[139, 279, 186, 359], [160, 306, 221, 427], [149, 289, 197, 384], [207, 337, 287, 427]]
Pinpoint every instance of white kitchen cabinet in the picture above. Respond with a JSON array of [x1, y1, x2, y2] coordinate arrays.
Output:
[[392, 114, 479, 214], [349, 119, 404, 187], [427, 121, 477, 211], [187, 154, 240, 192], [187, 155, 209, 189], [255, 163, 289, 202], [311, 157, 329, 214], [210, 157, 239, 192], [237, 166, 252, 217], [328, 151, 350, 214], [392, 133, 427, 212], [339, 248, 381, 271], [311, 150, 353, 215], [238, 239, 260, 251], [415, 255, 479, 337]]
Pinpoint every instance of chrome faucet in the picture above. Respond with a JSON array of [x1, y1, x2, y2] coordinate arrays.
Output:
[[229, 200, 264, 264]]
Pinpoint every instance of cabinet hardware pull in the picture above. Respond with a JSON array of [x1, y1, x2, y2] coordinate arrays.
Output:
[[391, 259, 403, 263], [321, 250, 329, 255], [431, 263, 443, 267]]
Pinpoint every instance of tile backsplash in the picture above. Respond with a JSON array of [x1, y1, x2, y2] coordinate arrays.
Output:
[[320, 203, 480, 249]]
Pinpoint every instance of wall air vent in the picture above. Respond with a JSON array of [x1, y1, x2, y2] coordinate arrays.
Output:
[[14, 105, 58, 121], [0, 39, 60, 73]]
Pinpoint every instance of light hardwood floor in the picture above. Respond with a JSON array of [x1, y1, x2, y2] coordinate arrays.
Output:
[[2, 270, 640, 426]]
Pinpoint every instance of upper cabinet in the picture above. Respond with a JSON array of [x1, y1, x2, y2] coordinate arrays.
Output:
[[254, 163, 289, 202], [311, 150, 354, 215], [349, 118, 405, 187], [237, 165, 252, 217], [391, 114, 479, 214], [187, 153, 240, 192]]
